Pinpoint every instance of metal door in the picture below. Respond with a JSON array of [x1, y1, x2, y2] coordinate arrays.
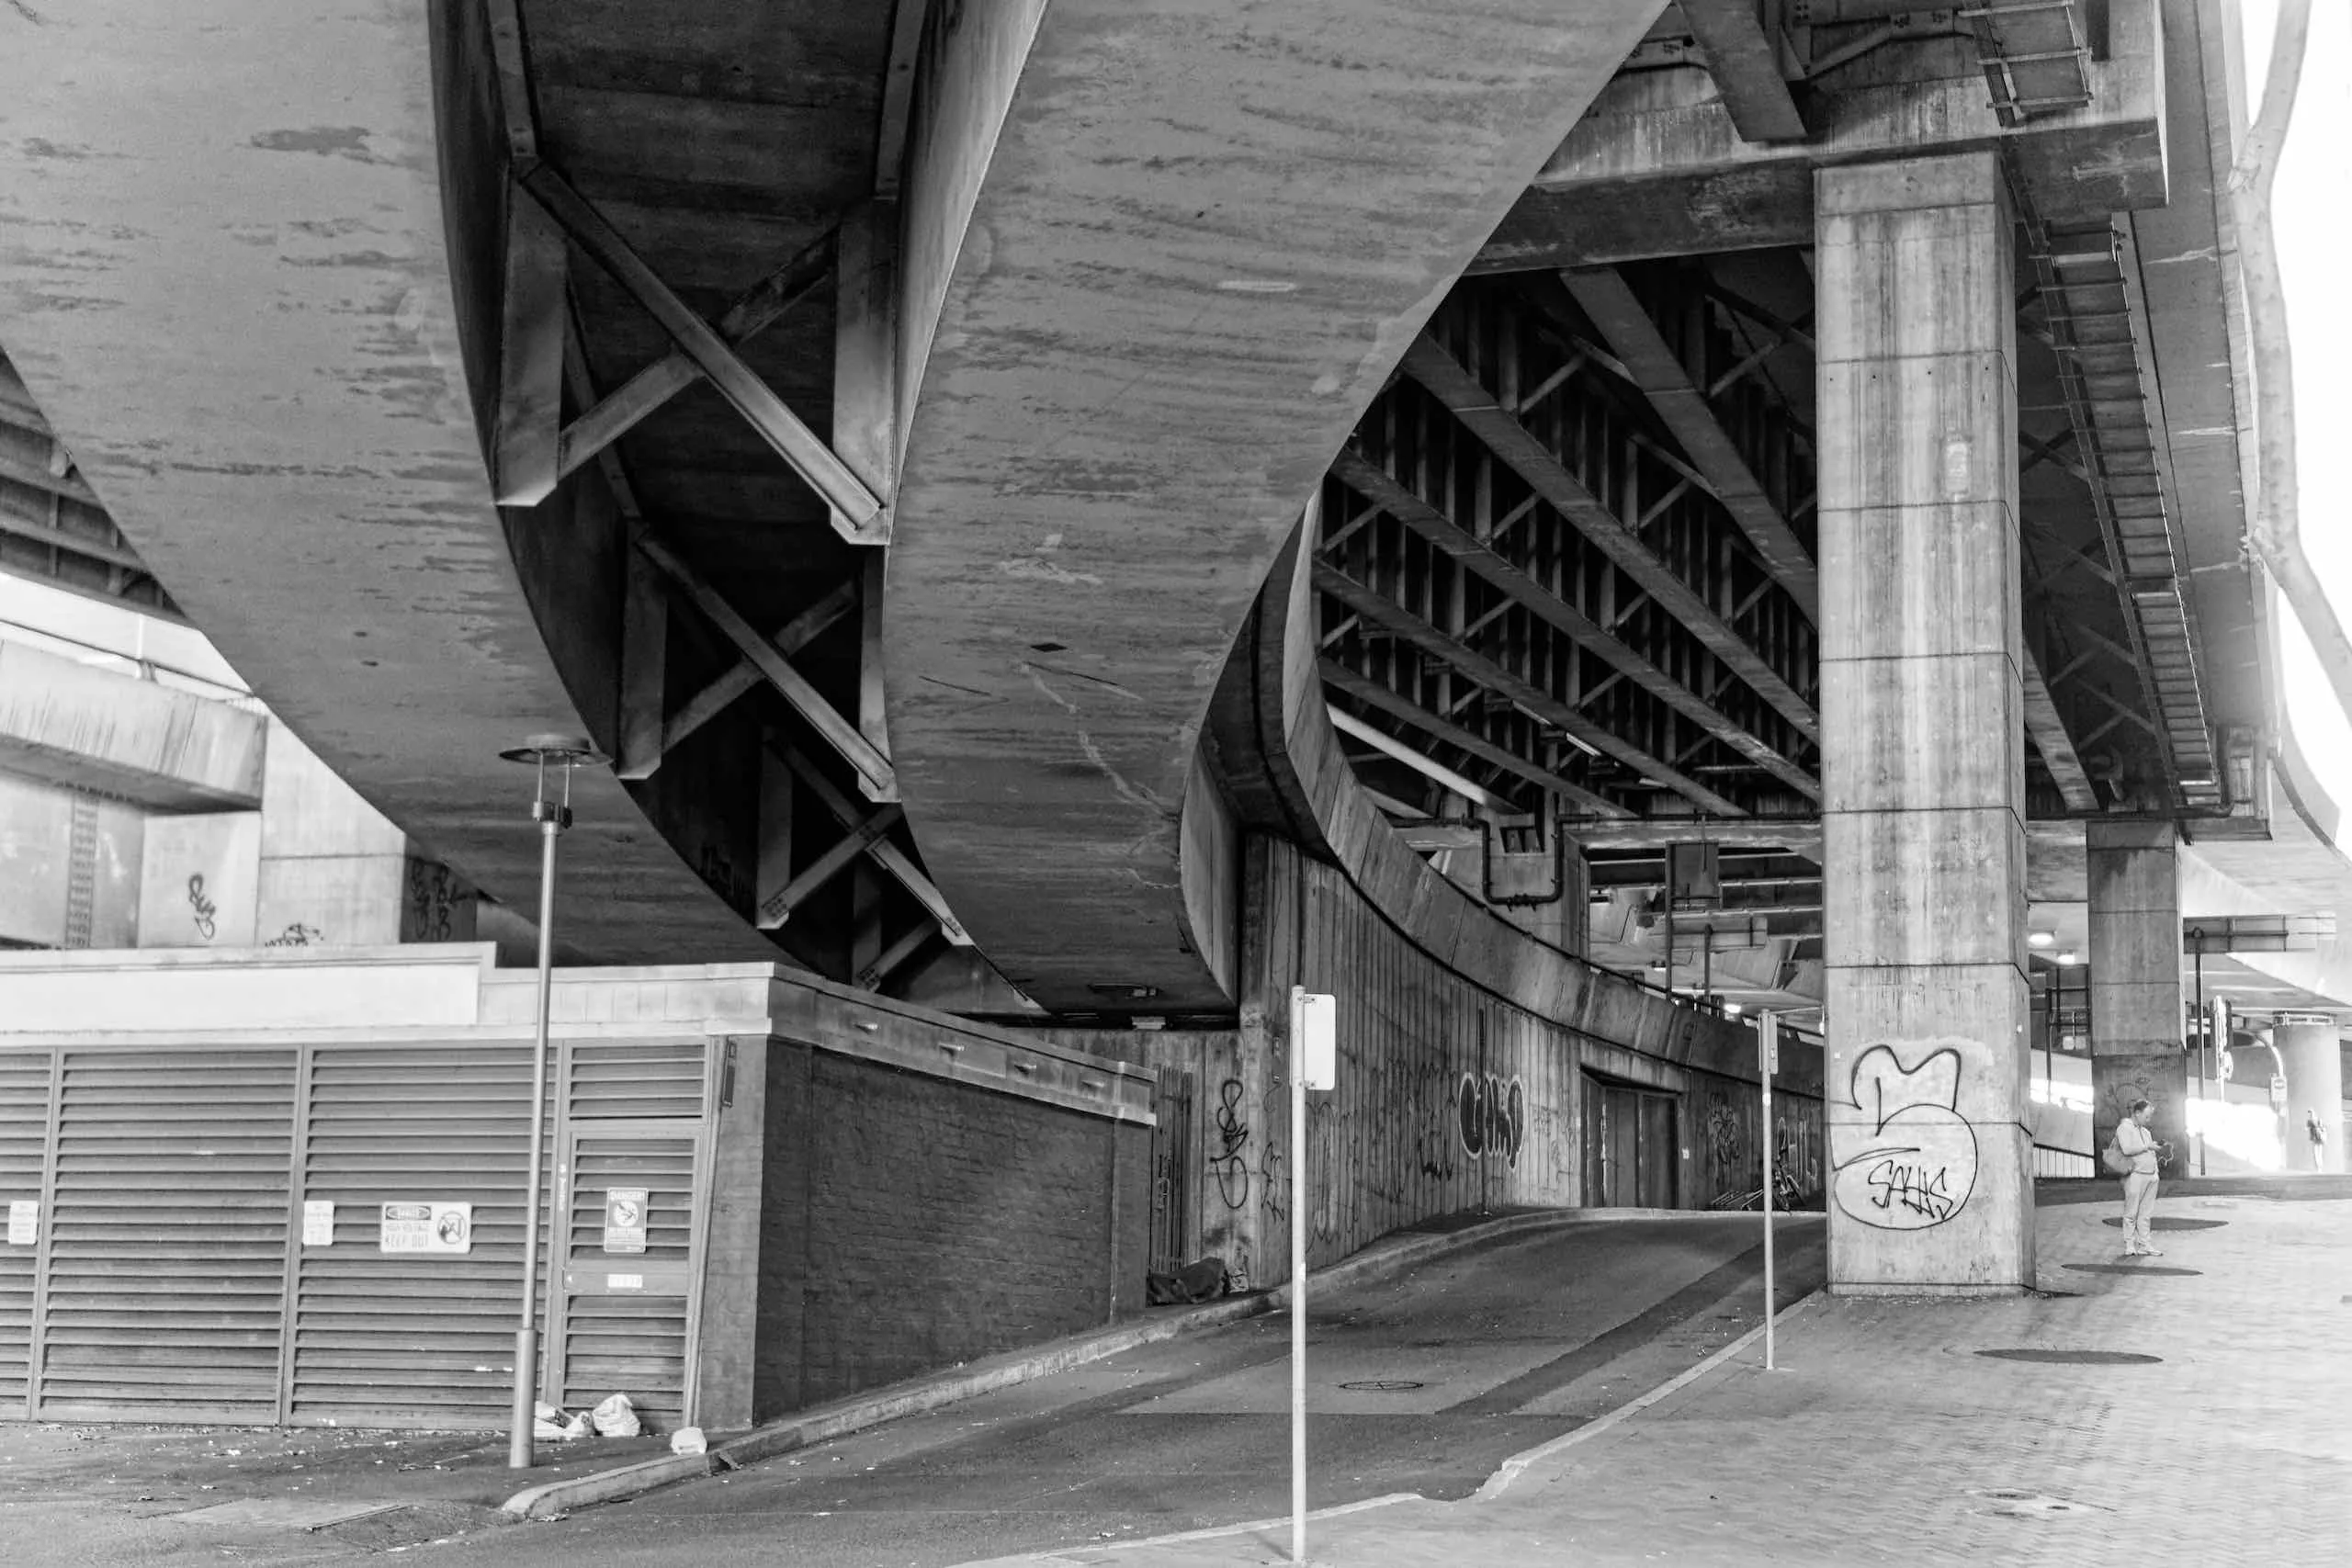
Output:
[[1148, 1067, 1194, 1274], [551, 1119, 703, 1431]]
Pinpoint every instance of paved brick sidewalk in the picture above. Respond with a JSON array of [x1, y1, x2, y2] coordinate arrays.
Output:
[[972, 1190, 2352, 1567]]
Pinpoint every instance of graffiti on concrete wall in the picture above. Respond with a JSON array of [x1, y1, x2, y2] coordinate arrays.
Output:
[[1211, 1077, 1253, 1211], [1830, 1044, 1978, 1229], [186, 874, 218, 941], [1413, 1059, 1458, 1184], [1775, 1102, 1824, 1207], [1704, 1094, 1744, 1191], [1456, 1073, 1524, 1167]]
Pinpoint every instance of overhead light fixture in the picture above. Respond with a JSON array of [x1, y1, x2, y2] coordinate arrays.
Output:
[[1723, 1000, 1744, 1017], [2056, 949, 2080, 966], [2028, 931, 2055, 949]]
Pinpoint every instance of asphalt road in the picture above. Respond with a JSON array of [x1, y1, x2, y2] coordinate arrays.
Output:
[[10, 1213, 1822, 1568]]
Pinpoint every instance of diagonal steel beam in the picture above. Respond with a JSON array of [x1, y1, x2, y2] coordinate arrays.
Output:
[[758, 803, 904, 929], [776, 741, 972, 944], [558, 226, 837, 484], [1561, 267, 1817, 616], [1316, 561, 1747, 818], [1330, 449, 1820, 801], [854, 920, 940, 991], [1400, 333, 1819, 742], [662, 579, 860, 761], [1322, 660, 1627, 819], [2019, 643, 2100, 811], [635, 533, 895, 798], [1329, 705, 1502, 811], [1679, 0, 1810, 143], [522, 165, 888, 544]]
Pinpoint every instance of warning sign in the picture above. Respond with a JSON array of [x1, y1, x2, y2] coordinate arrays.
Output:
[[602, 1189, 649, 1254], [6, 1201, 35, 1247], [302, 1201, 335, 1247], [379, 1201, 472, 1255]]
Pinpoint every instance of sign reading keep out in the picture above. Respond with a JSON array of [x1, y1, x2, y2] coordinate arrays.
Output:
[[379, 1201, 472, 1255]]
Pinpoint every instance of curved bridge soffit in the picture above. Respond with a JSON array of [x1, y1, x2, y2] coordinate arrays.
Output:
[[0, 1, 775, 961], [887, 0, 1671, 1013]]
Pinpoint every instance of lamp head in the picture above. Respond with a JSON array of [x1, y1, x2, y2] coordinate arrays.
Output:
[[499, 733, 609, 768]]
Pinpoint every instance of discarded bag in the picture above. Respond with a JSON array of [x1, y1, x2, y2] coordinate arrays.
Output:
[[670, 1427, 707, 1456], [532, 1401, 589, 1441], [1146, 1255, 1228, 1305], [590, 1392, 641, 1438]]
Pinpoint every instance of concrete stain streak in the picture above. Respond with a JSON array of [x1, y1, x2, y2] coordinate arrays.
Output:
[[248, 126, 385, 164]]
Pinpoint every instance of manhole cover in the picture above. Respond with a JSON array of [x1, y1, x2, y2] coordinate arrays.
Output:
[[2064, 1262, 2202, 1277], [1338, 1380, 1426, 1392], [1972, 1489, 2111, 1519], [2098, 1217, 2225, 1231], [1975, 1348, 2162, 1365]]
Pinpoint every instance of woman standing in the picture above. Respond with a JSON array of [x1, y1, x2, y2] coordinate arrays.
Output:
[[2114, 1099, 2166, 1257]]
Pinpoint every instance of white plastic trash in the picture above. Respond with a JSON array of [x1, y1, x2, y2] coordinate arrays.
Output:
[[532, 1402, 587, 1441], [590, 1393, 640, 1438], [670, 1427, 707, 1456]]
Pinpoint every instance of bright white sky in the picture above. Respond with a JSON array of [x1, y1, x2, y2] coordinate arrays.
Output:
[[2243, 0, 2352, 785]]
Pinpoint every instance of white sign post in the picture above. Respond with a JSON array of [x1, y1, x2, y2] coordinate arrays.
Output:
[[1290, 987, 1336, 1566], [1759, 1010, 1778, 1371]]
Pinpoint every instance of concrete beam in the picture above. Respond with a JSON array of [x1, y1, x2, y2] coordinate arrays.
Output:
[[1559, 266, 1819, 615], [1474, 0, 2166, 271], [0, 639, 264, 812]]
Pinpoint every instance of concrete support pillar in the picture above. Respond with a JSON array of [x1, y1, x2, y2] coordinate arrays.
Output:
[[2086, 820, 2185, 1163], [2277, 1022, 2345, 1174], [1816, 152, 2030, 1294]]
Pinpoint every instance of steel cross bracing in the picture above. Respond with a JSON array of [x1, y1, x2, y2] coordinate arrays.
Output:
[[1317, 277, 1823, 832], [476, 0, 963, 994]]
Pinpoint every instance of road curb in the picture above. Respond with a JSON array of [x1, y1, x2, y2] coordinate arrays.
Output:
[[500, 1206, 1606, 1517]]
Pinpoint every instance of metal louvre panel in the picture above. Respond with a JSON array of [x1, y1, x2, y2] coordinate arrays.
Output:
[[559, 1130, 696, 1428], [39, 1049, 296, 1422], [0, 1051, 51, 1413], [566, 1040, 706, 1121], [292, 1043, 550, 1427]]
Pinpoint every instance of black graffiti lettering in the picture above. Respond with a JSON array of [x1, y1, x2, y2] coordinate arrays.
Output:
[[1212, 1077, 1252, 1211], [186, 874, 218, 940], [1864, 1157, 1959, 1222]]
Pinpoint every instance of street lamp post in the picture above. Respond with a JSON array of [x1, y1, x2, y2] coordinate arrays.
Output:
[[499, 733, 609, 1471]]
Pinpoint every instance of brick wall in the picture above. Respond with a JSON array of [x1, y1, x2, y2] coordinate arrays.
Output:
[[754, 1043, 1147, 1419]]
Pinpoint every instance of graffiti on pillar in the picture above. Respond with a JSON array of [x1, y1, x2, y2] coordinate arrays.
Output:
[[1830, 1044, 1979, 1229], [1456, 1073, 1524, 1167], [186, 874, 219, 941], [1211, 1078, 1253, 1211], [264, 922, 323, 948]]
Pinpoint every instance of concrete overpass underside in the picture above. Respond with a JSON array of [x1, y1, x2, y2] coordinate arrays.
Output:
[[4, 0, 2346, 1290]]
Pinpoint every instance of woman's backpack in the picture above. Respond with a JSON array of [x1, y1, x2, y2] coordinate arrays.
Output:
[[2101, 1140, 2134, 1176]]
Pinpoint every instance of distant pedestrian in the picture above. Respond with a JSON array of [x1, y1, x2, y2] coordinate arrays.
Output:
[[2309, 1110, 2329, 1171], [2114, 1099, 2165, 1258]]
